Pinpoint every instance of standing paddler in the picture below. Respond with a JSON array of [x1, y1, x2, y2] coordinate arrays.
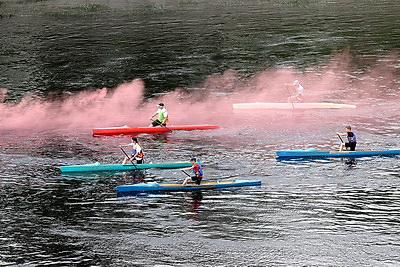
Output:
[[286, 80, 305, 103], [120, 137, 144, 164], [149, 102, 169, 127]]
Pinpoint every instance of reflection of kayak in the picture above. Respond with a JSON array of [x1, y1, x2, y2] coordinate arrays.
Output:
[[117, 180, 262, 193], [60, 162, 192, 173], [276, 148, 400, 158], [233, 102, 356, 109], [92, 125, 219, 136]]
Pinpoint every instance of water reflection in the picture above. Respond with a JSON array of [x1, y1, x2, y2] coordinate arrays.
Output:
[[148, 133, 170, 143], [93, 132, 171, 143], [183, 191, 203, 220], [123, 170, 146, 184], [116, 188, 204, 221], [276, 157, 359, 166], [342, 157, 357, 166], [2, 0, 400, 101]]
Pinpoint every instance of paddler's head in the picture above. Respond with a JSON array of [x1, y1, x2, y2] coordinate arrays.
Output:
[[345, 126, 352, 132], [190, 157, 196, 163], [157, 103, 164, 108], [131, 137, 138, 143]]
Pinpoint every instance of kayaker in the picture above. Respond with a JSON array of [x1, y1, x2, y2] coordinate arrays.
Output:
[[149, 103, 169, 127], [286, 80, 305, 103], [337, 126, 357, 151], [120, 137, 144, 164], [181, 157, 203, 186]]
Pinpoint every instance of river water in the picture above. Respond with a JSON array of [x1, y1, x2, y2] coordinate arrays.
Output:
[[1, 0, 400, 266]]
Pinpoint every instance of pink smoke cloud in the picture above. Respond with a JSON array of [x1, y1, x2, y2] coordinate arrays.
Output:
[[0, 53, 399, 133]]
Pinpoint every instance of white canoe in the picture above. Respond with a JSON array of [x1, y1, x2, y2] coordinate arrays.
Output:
[[233, 102, 356, 110]]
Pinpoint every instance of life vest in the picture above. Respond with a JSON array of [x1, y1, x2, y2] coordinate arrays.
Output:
[[131, 144, 144, 158], [347, 132, 357, 143], [157, 108, 168, 122], [192, 162, 203, 177]]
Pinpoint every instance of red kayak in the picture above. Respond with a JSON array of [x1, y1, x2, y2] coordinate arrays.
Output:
[[92, 125, 219, 136]]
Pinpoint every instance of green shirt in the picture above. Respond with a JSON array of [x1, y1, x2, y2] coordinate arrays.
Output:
[[158, 108, 168, 122]]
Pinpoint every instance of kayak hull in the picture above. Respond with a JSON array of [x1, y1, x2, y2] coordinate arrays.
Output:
[[233, 102, 356, 110], [60, 162, 192, 173], [117, 180, 262, 193], [276, 148, 400, 158], [92, 125, 219, 136]]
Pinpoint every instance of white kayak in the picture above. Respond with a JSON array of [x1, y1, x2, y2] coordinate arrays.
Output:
[[233, 102, 356, 110]]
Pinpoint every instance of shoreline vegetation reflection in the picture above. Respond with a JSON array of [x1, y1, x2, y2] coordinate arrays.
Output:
[[1, 0, 399, 102]]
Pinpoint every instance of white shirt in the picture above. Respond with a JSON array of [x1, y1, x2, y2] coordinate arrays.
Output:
[[157, 108, 168, 117], [129, 143, 142, 159], [295, 84, 304, 96]]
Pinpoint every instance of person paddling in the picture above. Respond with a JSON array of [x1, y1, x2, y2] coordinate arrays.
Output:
[[286, 80, 305, 103], [149, 103, 169, 127], [337, 126, 357, 151], [181, 157, 203, 186], [120, 137, 144, 164]]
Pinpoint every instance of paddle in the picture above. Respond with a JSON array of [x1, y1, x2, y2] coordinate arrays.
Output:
[[337, 133, 344, 143], [119, 147, 138, 169], [336, 133, 345, 152], [181, 169, 197, 186], [285, 85, 295, 110], [181, 170, 191, 177], [150, 119, 173, 132]]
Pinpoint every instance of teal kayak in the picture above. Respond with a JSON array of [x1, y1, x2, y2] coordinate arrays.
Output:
[[117, 179, 262, 193], [276, 148, 400, 158], [60, 162, 192, 173]]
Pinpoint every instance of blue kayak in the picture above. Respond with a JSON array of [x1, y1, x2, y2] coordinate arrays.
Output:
[[60, 162, 192, 173], [117, 180, 262, 193], [276, 148, 400, 158]]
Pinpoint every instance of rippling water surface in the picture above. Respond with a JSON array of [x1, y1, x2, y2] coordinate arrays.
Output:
[[1, 109, 400, 266], [1, 0, 400, 100], [1, 0, 400, 266]]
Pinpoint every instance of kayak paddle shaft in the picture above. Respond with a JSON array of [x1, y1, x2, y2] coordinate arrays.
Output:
[[120, 147, 138, 168], [150, 119, 173, 132], [337, 134, 344, 143]]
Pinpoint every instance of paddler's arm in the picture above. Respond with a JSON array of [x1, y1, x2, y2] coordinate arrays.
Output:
[[180, 166, 194, 171], [149, 112, 158, 120], [119, 144, 131, 147]]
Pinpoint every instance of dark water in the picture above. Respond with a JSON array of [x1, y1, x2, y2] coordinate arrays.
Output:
[[1, 0, 400, 266], [2, 110, 400, 266], [1, 0, 399, 101]]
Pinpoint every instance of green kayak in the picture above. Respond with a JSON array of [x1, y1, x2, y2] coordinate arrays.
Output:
[[60, 161, 192, 173]]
